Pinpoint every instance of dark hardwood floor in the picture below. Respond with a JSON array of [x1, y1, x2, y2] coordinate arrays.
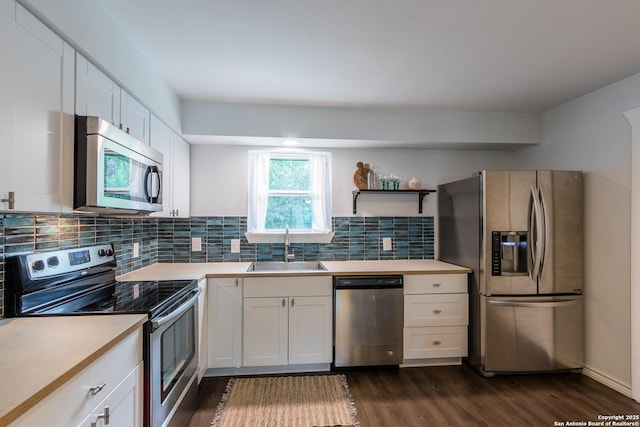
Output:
[[187, 365, 640, 427]]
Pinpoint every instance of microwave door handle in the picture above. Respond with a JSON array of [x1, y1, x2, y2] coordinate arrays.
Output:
[[144, 166, 161, 203]]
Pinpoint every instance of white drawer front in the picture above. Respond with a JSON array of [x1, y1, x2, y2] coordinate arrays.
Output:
[[403, 326, 468, 359], [404, 294, 469, 327], [13, 328, 142, 427], [404, 274, 467, 294]]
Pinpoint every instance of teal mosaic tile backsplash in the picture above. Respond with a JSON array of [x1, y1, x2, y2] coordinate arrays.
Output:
[[0, 213, 434, 317]]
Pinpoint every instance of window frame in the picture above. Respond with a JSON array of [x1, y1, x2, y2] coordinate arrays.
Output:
[[246, 149, 334, 244]]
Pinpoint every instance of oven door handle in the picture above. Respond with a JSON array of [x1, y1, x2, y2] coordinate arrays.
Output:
[[151, 288, 201, 330]]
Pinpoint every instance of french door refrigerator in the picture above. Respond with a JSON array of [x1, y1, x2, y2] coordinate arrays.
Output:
[[438, 170, 584, 376]]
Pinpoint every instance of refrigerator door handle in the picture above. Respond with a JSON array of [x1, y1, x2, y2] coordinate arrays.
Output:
[[538, 184, 550, 279], [530, 185, 544, 281], [488, 299, 581, 308]]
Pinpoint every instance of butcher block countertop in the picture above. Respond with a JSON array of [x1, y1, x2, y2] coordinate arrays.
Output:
[[0, 314, 147, 426], [116, 259, 471, 282]]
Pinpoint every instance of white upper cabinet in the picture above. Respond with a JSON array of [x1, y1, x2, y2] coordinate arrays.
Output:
[[75, 52, 150, 144], [150, 114, 190, 218], [0, 2, 74, 213], [120, 89, 150, 144], [75, 53, 121, 126]]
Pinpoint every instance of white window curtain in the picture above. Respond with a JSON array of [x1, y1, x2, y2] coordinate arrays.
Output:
[[246, 150, 333, 243]]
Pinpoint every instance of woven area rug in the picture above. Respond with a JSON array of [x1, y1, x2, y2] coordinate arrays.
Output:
[[211, 374, 359, 427]]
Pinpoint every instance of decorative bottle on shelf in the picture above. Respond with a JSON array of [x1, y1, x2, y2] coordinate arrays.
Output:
[[366, 163, 377, 189]]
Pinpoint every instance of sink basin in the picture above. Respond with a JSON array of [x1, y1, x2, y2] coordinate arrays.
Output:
[[247, 261, 327, 272]]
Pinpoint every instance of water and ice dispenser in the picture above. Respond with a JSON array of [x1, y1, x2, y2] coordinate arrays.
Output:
[[491, 231, 528, 276]]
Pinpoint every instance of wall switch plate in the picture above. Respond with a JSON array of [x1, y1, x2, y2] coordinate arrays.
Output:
[[382, 237, 392, 251], [231, 239, 241, 253], [133, 242, 140, 258], [133, 283, 140, 299], [192, 237, 202, 252]]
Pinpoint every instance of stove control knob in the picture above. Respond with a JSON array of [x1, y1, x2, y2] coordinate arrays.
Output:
[[32, 260, 45, 272], [106, 249, 114, 257], [98, 249, 106, 257], [47, 256, 60, 268]]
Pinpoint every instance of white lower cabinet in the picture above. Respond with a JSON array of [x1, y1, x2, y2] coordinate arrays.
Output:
[[403, 274, 469, 362], [13, 327, 143, 427], [242, 276, 333, 367], [207, 278, 243, 368]]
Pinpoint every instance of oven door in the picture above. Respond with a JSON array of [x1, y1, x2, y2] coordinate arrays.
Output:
[[149, 288, 201, 427]]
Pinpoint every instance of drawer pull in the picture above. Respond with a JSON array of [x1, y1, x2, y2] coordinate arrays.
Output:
[[235, 278, 239, 287], [282, 298, 286, 308], [433, 340, 442, 346], [291, 298, 295, 307], [90, 406, 110, 426], [432, 283, 441, 288], [89, 382, 106, 396], [433, 309, 442, 314]]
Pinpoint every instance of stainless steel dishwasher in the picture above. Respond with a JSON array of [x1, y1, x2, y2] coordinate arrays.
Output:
[[333, 275, 404, 367]]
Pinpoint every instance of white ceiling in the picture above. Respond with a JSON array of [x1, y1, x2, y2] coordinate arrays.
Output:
[[99, 0, 640, 114]]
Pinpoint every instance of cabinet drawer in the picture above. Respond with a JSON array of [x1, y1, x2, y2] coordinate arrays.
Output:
[[13, 328, 143, 427], [404, 294, 468, 327], [404, 274, 467, 294], [244, 276, 331, 297], [403, 326, 468, 359]]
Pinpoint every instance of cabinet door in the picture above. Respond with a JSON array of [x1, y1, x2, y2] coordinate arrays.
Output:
[[243, 297, 288, 366], [170, 134, 190, 218], [208, 278, 243, 368], [149, 115, 173, 217], [0, 3, 74, 212], [79, 363, 143, 427], [120, 89, 150, 144], [197, 278, 208, 380], [288, 296, 333, 364], [75, 52, 121, 125]]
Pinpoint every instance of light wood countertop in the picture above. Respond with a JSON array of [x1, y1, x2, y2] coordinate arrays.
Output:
[[116, 259, 470, 282], [0, 314, 147, 426]]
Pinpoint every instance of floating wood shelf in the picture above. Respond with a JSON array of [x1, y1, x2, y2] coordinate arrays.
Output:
[[351, 189, 436, 214]]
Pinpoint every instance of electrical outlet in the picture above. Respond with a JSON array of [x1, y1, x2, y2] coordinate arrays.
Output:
[[192, 237, 202, 252], [231, 239, 241, 253], [382, 237, 392, 251], [133, 242, 140, 258], [133, 283, 140, 299]]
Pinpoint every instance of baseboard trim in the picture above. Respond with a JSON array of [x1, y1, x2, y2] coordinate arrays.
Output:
[[582, 365, 632, 398]]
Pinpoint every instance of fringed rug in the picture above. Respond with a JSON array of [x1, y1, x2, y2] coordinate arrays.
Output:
[[211, 374, 359, 427]]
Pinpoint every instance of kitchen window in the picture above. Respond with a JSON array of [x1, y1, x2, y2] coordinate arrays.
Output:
[[246, 150, 333, 243]]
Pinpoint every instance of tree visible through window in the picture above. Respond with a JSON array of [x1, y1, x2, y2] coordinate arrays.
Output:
[[266, 158, 311, 229]]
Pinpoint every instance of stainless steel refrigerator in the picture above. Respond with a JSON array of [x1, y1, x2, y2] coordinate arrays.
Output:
[[438, 170, 584, 376]]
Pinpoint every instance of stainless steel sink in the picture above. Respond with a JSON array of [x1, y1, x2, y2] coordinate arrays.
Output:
[[247, 261, 327, 272]]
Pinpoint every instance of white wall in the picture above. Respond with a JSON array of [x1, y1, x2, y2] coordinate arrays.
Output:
[[516, 72, 640, 393], [190, 144, 517, 218], [18, 0, 182, 132]]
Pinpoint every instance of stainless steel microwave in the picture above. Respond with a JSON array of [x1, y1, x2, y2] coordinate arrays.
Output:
[[74, 115, 163, 214]]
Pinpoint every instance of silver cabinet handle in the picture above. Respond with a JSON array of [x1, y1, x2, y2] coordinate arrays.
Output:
[[89, 382, 106, 396], [282, 298, 286, 307], [235, 278, 239, 287], [433, 309, 442, 314], [90, 406, 110, 426], [432, 283, 441, 288], [291, 298, 295, 307], [1, 191, 15, 209], [433, 340, 442, 346]]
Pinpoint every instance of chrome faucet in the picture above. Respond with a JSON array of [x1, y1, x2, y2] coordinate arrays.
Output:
[[284, 225, 295, 262]]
